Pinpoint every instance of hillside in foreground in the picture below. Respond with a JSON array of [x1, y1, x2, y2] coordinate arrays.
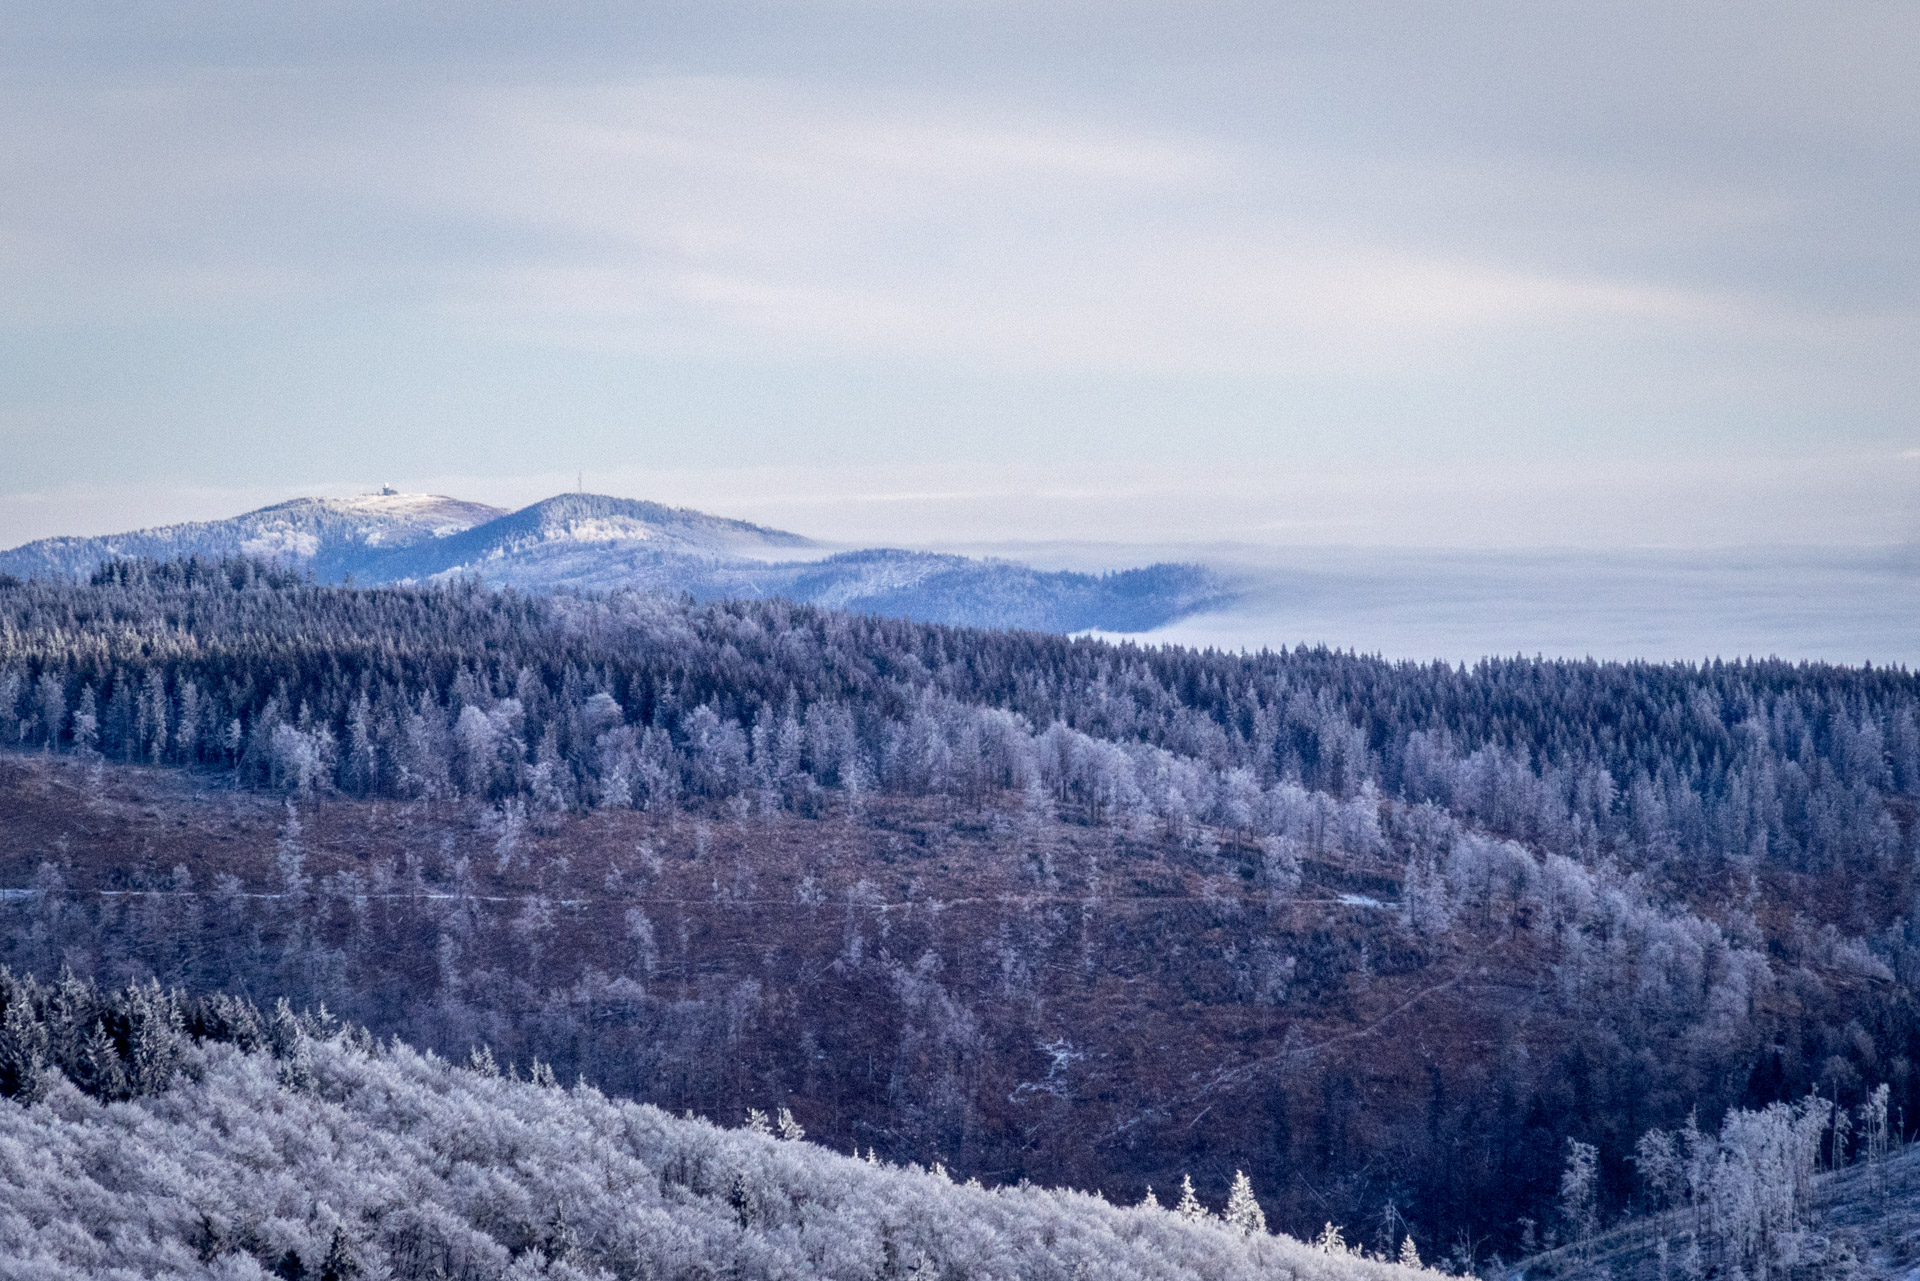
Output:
[[0, 989, 1437, 1281]]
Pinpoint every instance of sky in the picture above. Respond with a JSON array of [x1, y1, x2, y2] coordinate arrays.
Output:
[[2, 0, 1917, 550]]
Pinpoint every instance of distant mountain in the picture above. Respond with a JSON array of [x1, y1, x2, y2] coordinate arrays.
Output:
[[0, 490, 1231, 634], [750, 548, 1225, 632], [357, 493, 820, 591], [0, 491, 506, 583]]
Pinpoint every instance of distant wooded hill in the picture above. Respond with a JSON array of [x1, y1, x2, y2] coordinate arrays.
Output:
[[0, 491, 1230, 633]]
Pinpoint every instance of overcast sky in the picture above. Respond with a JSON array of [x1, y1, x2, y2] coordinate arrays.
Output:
[[2, 1, 1916, 549]]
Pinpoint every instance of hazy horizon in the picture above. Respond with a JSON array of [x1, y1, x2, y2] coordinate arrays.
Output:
[[5, 480, 1915, 667], [3, 453, 1915, 554]]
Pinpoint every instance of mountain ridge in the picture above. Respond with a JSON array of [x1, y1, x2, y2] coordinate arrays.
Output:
[[0, 491, 507, 583], [0, 490, 1231, 633]]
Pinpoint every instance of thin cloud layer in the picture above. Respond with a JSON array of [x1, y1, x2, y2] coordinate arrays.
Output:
[[0, 2, 1914, 544], [0, 72, 1825, 370]]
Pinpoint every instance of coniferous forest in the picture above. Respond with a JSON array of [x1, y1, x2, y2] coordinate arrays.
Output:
[[2, 558, 1918, 1277]]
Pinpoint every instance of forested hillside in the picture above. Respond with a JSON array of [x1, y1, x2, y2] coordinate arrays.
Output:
[[0, 973, 1438, 1281], [5, 559, 1915, 860], [1, 559, 1917, 1268]]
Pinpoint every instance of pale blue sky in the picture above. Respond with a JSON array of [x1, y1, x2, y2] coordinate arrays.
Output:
[[2, 1, 1916, 548]]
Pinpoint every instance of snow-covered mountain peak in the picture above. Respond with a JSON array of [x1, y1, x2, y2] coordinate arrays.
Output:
[[300, 493, 506, 544], [259, 492, 506, 539], [0, 492, 507, 581], [318, 490, 468, 515], [515, 493, 815, 555], [0, 490, 1226, 633]]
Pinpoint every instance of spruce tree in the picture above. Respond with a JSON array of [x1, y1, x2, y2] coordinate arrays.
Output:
[[0, 996, 49, 1102], [1223, 1170, 1266, 1236], [1174, 1175, 1207, 1222], [71, 685, 100, 756], [77, 1020, 127, 1101]]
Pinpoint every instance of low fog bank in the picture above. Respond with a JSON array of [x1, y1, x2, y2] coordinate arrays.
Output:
[[959, 543, 1920, 665]]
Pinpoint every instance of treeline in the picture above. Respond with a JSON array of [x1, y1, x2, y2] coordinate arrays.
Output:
[[0, 967, 324, 1104], [2, 557, 1916, 890]]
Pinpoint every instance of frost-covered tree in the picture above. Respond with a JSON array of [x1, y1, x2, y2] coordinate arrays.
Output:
[[35, 672, 65, 749], [1176, 1174, 1208, 1222], [1224, 1170, 1267, 1236], [1560, 1139, 1599, 1243], [70, 685, 99, 757], [1635, 1125, 1684, 1213], [1630, 1094, 1839, 1279], [1857, 1082, 1891, 1168]]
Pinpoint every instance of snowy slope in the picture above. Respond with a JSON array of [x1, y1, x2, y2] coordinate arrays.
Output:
[[0, 1031, 1440, 1281], [361, 492, 820, 589], [0, 492, 506, 582]]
